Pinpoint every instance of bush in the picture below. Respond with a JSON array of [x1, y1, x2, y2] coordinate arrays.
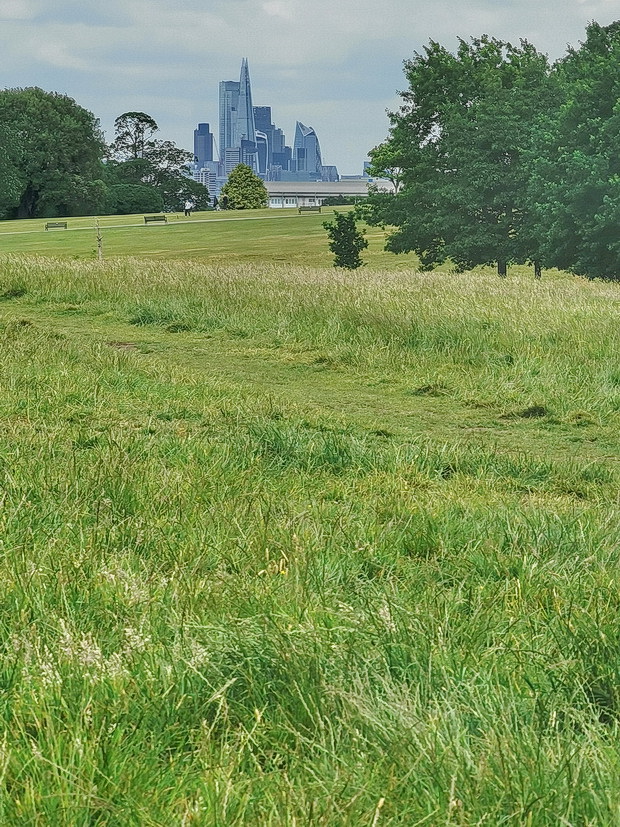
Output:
[[323, 211, 368, 269]]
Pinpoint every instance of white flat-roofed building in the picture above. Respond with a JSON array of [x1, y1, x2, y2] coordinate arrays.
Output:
[[266, 179, 394, 208]]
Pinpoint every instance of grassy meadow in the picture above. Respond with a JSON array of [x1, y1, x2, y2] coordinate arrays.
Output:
[[0, 214, 619, 823]]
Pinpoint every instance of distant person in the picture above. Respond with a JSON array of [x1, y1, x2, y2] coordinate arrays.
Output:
[[184, 199, 194, 217]]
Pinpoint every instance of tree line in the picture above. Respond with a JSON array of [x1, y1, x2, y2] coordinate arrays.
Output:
[[0, 95, 210, 219], [364, 20, 620, 280]]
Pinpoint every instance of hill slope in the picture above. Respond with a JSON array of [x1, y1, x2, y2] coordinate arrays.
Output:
[[0, 255, 618, 823]]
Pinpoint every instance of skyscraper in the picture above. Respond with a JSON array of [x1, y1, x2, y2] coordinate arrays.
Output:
[[293, 122, 323, 179], [219, 59, 258, 172], [193, 123, 214, 166], [234, 58, 256, 147], [219, 80, 240, 161]]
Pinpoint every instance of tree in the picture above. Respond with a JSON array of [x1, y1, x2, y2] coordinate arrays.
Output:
[[533, 21, 620, 279], [219, 164, 268, 209], [323, 211, 368, 269], [366, 140, 404, 193], [364, 36, 556, 276], [111, 112, 159, 160], [105, 183, 164, 215], [0, 87, 106, 218], [108, 117, 206, 213]]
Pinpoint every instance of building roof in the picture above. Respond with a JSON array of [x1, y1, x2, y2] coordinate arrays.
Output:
[[265, 179, 394, 197]]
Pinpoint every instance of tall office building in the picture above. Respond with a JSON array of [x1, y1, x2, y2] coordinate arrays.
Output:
[[293, 122, 323, 179], [219, 80, 240, 161], [219, 59, 258, 172], [255, 131, 269, 175], [193, 123, 214, 166], [234, 58, 256, 147]]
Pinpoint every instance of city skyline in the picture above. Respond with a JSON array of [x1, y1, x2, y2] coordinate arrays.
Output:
[[0, 2, 619, 174], [192, 60, 341, 202]]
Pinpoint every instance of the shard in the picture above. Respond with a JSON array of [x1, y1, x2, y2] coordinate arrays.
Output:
[[219, 58, 258, 172]]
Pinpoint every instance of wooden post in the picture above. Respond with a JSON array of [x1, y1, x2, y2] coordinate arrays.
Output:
[[95, 219, 103, 261]]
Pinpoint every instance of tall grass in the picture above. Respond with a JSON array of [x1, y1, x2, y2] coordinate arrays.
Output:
[[0, 255, 619, 822]]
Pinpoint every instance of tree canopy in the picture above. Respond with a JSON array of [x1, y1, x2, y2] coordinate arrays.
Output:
[[106, 114, 208, 212], [532, 21, 620, 279], [364, 36, 557, 276], [219, 164, 268, 210], [111, 112, 159, 160], [0, 87, 106, 218]]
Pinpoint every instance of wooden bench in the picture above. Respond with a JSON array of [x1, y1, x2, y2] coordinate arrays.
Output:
[[45, 221, 67, 230], [144, 215, 167, 224], [298, 206, 321, 213]]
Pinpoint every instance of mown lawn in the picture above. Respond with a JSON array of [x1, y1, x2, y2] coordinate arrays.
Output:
[[0, 208, 422, 270], [0, 254, 618, 824]]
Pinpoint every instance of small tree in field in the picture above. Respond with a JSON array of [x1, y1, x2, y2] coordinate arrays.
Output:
[[219, 164, 268, 209], [323, 211, 368, 269]]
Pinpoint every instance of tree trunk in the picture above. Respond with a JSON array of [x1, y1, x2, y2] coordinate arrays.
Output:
[[17, 183, 37, 219], [497, 260, 507, 277], [534, 261, 542, 280]]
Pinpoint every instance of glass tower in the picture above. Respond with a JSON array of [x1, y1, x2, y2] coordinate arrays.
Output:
[[293, 122, 323, 178], [219, 59, 258, 172]]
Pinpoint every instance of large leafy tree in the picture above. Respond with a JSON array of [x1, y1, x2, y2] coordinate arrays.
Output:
[[108, 115, 207, 212], [0, 87, 106, 218], [110, 112, 159, 160], [533, 21, 620, 279], [219, 164, 268, 209], [366, 140, 404, 194], [364, 36, 557, 275]]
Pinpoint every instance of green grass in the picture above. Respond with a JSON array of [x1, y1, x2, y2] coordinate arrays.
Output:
[[0, 208, 422, 269], [0, 249, 619, 823]]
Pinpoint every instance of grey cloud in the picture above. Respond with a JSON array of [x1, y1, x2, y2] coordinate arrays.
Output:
[[1, 0, 619, 172]]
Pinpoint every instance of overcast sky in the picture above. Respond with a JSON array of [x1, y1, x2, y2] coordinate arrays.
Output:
[[1, 0, 619, 174]]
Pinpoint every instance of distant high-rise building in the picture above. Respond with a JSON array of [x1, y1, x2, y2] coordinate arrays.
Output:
[[255, 131, 269, 175], [224, 147, 242, 174], [193, 123, 214, 166], [253, 106, 272, 135], [219, 80, 240, 161], [293, 122, 323, 179], [219, 59, 259, 172], [234, 58, 256, 148], [321, 165, 339, 182]]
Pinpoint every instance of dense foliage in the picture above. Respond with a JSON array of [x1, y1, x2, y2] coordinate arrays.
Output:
[[0, 100, 209, 218], [534, 22, 620, 279], [219, 164, 268, 209], [323, 210, 368, 269], [0, 87, 106, 218], [365, 20, 620, 279], [106, 112, 210, 213]]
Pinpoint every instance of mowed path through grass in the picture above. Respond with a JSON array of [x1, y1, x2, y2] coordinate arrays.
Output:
[[0, 255, 620, 823]]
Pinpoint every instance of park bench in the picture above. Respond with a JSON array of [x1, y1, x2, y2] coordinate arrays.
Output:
[[298, 205, 321, 213], [45, 221, 67, 230], [144, 215, 167, 224]]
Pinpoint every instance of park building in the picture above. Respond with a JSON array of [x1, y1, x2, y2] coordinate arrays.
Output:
[[265, 179, 395, 209]]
